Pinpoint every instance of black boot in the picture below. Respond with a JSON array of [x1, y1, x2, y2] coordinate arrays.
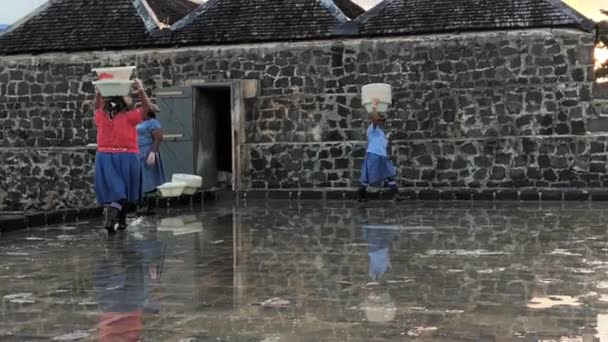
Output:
[[391, 186, 404, 202], [358, 187, 368, 202], [103, 206, 120, 234], [117, 208, 128, 231]]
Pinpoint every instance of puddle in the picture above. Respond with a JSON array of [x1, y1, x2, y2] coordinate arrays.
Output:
[[527, 296, 581, 309], [478, 267, 506, 274], [407, 327, 438, 337], [52, 330, 92, 341], [548, 249, 583, 257], [424, 249, 508, 257]]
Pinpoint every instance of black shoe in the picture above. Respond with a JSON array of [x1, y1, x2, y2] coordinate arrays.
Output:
[[103, 207, 119, 234], [358, 188, 368, 202]]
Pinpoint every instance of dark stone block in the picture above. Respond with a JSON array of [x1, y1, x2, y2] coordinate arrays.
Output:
[[564, 191, 589, 201], [453, 158, 467, 170], [268, 191, 291, 200], [537, 155, 550, 168], [555, 123, 570, 134], [491, 166, 506, 180], [27, 213, 46, 227], [496, 190, 518, 201], [401, 190, 418, 200], [0, 215, 28, 232], [453, 190, 472, 200], [78, 207, 103, 220], [590, 163, 606, 173], [245, 191, 268, 200], [541, 191, 563, 201], [461, 143, 477, 155], [440, 190, 456, 200], [473, 168, 488, 180], [299, 191, 323, 200], [591, 190, 608, 201], [419, 189, 440, 200], [558, 169, 578, 181], [571, 121, 585, 134], [543, 169, 558, 181], [326, 191, 346, 200], [520, 190, 540, 201], [46, 211, 64, 225], [62, 209, 78, 223], [365, 191, 381, 200], [472, 190, 495, 201]]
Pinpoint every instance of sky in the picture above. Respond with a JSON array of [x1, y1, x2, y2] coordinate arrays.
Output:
[[0, 0, 46, 25], [0, 0, 605, 24], [0, 0, 608, 24]]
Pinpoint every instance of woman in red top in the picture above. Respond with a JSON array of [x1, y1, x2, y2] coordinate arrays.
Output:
[[94, 79, 153, 233]]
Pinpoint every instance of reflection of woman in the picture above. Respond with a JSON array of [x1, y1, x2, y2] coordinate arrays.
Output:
[[94, 79, 153, 233], [136, 101, 166, 214], [361, 219, 399, 323], [362, 224, 399, 282], [94, 235, 165, 342]]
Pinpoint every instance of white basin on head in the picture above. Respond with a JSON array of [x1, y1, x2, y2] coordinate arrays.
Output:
[[93, 66, 136, 81], [362, 83, 392, 113], [93, 80, 134, 97]]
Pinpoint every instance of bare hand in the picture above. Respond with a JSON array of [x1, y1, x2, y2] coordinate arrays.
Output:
[[146, 152, 156, 166], [371, 97, 379, 111], [134, 78, 145, 92]]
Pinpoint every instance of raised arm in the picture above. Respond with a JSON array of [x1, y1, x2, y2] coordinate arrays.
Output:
[[94, 88, 104, 110]]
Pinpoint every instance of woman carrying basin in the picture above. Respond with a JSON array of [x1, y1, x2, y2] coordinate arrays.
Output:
[[94, 77, 154, 233]]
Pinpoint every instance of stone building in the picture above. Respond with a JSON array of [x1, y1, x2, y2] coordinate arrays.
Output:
[[0, 0, 605, 211]]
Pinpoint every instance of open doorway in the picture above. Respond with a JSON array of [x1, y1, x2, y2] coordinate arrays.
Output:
[[193, 86, 233, 189]]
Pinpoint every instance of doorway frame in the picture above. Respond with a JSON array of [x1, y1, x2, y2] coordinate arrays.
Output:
[[189, 80, 249, 192]]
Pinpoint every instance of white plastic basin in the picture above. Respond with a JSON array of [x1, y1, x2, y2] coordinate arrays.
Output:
[[362, 83, 392, 113], [93, 66, 136, 81], [172, 174, 202, 195], [157, 181, 187, 198], [93, 80, 134, 97]]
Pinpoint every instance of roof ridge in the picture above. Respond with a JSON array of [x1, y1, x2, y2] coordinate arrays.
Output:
[[318, 0, 351, 23], [548, 0, 595, 32], [170, 0, 221, 31], [132, 0, 169, 32], [352, 0, 391, 26], [334, 0, 391, 35]]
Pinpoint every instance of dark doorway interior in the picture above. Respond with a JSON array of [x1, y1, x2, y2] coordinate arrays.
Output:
[[194, 87, 233, 189]]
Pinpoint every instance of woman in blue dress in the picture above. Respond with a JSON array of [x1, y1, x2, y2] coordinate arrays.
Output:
[[136, 103, 166, 213], [358, 98, 403, 202]]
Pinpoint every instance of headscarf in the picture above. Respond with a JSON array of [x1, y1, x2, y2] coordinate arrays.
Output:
[[104, 96, 127, 119]]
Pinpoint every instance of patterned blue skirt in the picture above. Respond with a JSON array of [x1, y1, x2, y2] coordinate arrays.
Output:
[[95, 152, 141, 205], [140, 152, 166, 194], [360, 152, 397, 186]]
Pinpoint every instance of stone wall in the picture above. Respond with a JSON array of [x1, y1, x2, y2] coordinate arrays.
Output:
[[0, 28, 600, 210]]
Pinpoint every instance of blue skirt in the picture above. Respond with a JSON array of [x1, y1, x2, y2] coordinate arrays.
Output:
[[140, 152, 166, 194], [360, 152, 397, 186], [95, 152, 141, 205]]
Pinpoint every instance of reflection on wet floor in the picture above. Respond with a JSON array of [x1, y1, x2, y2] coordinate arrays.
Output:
[[4, 201, 608, 340]]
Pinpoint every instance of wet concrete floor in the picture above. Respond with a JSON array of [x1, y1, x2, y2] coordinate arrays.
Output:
[[2, 200, 608, 341]]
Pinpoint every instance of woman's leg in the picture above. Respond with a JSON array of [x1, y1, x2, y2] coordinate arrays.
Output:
[[359, 155, 370, 202], [386, 177, 403, 201], [103, 202, 122, 233]]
